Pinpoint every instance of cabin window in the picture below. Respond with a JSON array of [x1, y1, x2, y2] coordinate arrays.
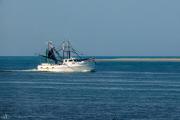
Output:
[[69, 60, 73, 62], [65, 60, 67, 62]]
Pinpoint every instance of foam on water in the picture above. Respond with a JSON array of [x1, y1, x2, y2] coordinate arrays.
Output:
[[0, 69, 38, 72]]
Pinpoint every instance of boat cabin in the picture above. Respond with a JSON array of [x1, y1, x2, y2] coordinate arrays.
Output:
[[63, 58, 81, 63]]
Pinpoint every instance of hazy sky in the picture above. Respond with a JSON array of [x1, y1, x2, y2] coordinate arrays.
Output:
[[0, 0, 180, 56]]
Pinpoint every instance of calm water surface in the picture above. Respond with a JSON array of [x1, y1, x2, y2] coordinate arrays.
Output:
[[0, 57, 180, 120]]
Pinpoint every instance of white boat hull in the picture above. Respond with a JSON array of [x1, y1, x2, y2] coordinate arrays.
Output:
[[37, 61, 95, 72]]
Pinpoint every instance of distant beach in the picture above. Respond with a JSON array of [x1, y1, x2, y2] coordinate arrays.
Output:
[[96, 57, 180, 62]]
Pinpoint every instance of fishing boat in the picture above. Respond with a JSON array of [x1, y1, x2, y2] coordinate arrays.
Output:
[[37, 41, 95, 72]]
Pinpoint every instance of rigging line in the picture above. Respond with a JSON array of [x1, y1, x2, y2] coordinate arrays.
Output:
[[53, 47, 63, 59], [39, 55, 62, 62], [71, 48, 82, 58], [72, 47, 84, 56]]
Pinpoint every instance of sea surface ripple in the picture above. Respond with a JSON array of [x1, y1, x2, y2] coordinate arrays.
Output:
[[0, 56, 180, 120]]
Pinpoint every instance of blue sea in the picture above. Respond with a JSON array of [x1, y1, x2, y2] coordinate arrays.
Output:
[[0, 56, 180, 120]]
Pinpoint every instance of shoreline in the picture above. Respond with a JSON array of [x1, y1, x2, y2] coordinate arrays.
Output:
[[96, 58, 180, 62]]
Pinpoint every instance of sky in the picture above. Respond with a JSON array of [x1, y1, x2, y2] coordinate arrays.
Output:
[[0, 0, 180, 56]]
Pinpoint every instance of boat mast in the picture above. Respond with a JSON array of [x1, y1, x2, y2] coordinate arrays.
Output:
[[67, 41, 71, 59], [62, 41, 71, 59]]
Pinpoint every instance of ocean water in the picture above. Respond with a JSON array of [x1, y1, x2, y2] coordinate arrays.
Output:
[[0, 56, 180, 120]]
